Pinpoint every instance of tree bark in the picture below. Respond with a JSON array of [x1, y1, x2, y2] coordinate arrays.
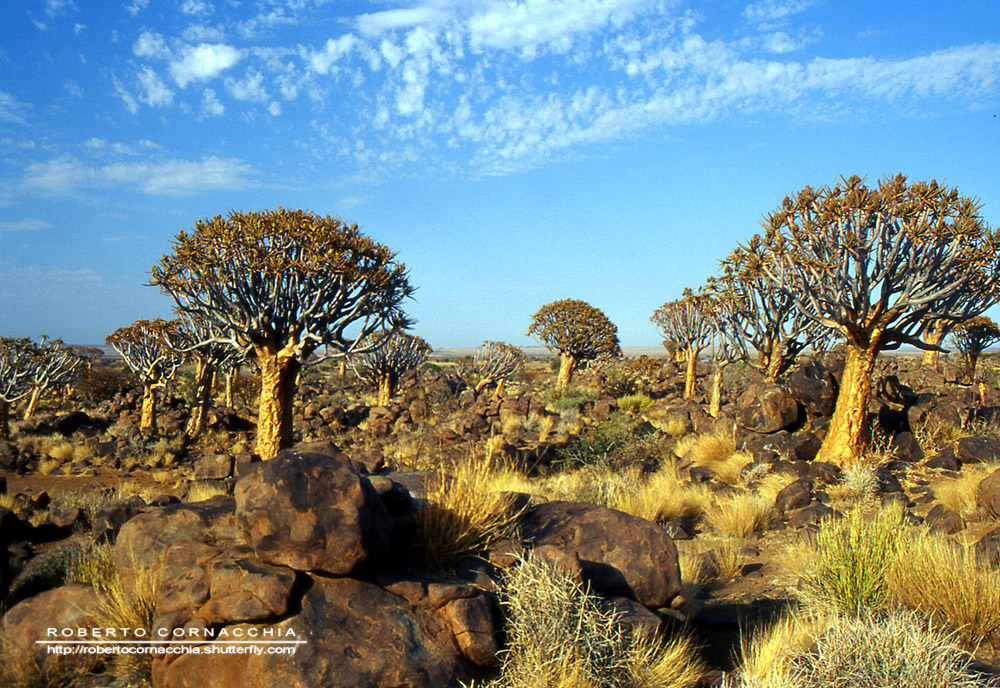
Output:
[[709, 362, 728, 418], [683, 347, 699, 399], [815, 343, 879, 465], [921, 322, 946, 367], [966, 352, 980, 383], [494, 378, 506, 399], [255, 345, 301, 460], [764, 340, 784, 382], [140, 383, 157, 430], [0, 399, 9, 440], [186, 361, 215, 439], [557, 354, 578, 388], [24, 387, 42, 419], [225, 368, 237, 409], [377, 372, 397, 406]]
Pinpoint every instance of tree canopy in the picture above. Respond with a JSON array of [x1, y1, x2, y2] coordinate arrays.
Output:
[[528, 299, 620, 362]]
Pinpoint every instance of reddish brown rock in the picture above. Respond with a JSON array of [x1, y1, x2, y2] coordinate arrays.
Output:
[[234, 451, 390, 575], [977, 468, 1000, 520], [519, 501, 681, 609], [443, 592, 500, 667], [0, 583, 101, 671], [736, 384, 801, 434]]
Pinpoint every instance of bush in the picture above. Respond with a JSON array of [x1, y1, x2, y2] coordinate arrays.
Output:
[[603, 366, 637, 398], [617, 393, 652, 415]]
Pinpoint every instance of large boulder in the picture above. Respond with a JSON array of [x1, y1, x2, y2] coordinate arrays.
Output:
[[518, 501, 681, 609], [787, 360, 838, 416], [977, 468, 1000, 520], [956, 436, 1000, 465], [155, 576, 472, 688], [736, 384, 801, 434], [0, 583, 101, 672], [234, 451, 390, 575]]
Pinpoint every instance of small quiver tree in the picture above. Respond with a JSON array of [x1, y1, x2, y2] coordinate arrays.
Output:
[[527, 299, 621, 388], [177, 315, 247, 439], [69, 345, 104, 371], [473, 341, 526, 398], [0, 338, 36, 440], [352, 330, 431, 406], [700, 294, 750, 417], [151, 208, 414, 460], [651, 290, 715, 399], [950, 315, 1000, 386], [106, 319, 186, 430], [758, 174, 1000, 465], [22, 337, 83, 418]]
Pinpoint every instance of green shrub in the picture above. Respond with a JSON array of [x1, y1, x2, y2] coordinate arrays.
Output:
[[603, 366, 637, 398], [617, 393, 652, 414]]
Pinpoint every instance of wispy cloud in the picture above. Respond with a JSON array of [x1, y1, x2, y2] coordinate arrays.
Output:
[[22, 155, 255, 195], [169, 43, 243, 87], [0, 218, 52, 233], [743, 0, 816, 25], [0, 91, 32, 124]]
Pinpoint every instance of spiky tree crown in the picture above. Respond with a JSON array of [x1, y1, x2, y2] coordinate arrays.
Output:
[[150, 208, 414, 360], [106, 319, 186, 385], [0, 337, 37, 402], [527, 299, 621, 362], [475, 341, 526, 382], [951, 316, 1000, 356], [352, 330, 431, 386], [651, 289, 715, 353]]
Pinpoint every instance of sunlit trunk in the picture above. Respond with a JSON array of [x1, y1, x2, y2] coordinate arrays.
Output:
[[24, 387, 42, 419], [921, 323, 946, 367], [815, 343, 878, 465], [709, 362, 728, 418], [186, 361, 214, 439], [255, 345, 301, 460], [764, 340, 783, 382], [140, 383, 157, 430], [225, 367, 237, 409], [557, 354, 578, 388], [494, 378, 506, 399], [683, 347, 698, 399], [377, 372, 397, 406]]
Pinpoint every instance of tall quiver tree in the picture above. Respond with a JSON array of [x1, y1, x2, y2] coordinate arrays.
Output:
[[106, 319, 185, 430], [651, 290, 715, 399], [151, 208, 414, 460], [0, 338, 36, 440], [23, 337, 83, 418], [527, 299, 621, 388], [712, 240, 831, 381], [178, 315, 247, 439], [474, 341, 526, 398], [951, 315, 1000, 384], [352, 331, 430, 405], [759, 174, 1000, 465]]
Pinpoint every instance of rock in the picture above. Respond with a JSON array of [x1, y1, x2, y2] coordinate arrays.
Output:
[[92, 503, 144, 542], [875, 466, 904, 494], [47, 506, 88, 531], [975, 526, 1000, 567], [607, 596, 663, 636], [663, 518, 694, 541], [519, 501, 681, 609], [787, 360, 838, 416], [194, 454, 234, 480], [786, 503, 837, 528], [925, 447, 959, 471], [976, 468, 1000, 520], [890, 432, 924, 463], [786, 432, 823, 462], [234, 450, 390, 575], [737, 384, 801, 433], [155, 576, 472, 688], [925, 504, 964, 535], [956, 436, 1000, 464], [55, 411, 93, 435], [775, 479, 812, 514], [443, 592, 500, 667], [0, 583, 100, 670], [807, 462, 843, 486]]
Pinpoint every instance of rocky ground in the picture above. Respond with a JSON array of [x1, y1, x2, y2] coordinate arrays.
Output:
[[2, 351, 1000, 687]]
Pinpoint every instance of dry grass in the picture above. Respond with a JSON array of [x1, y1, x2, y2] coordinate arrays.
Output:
[[704, 492, 774, 539], [679, 430, 754, 485], [0, 635, 103, 688], [185, 481, 229, 502], [47, 441, 75, 461], [611, 462, 712, 524], [826, 463, 879, 505], [706, 538, 745, 581], [731, 609, 829, 688], [37, 458, 61, 475], [415, 456, 526, 570], [889, 529, 1000, 644], [91, 549, 158, 684], [933, 461, 1000, 517]]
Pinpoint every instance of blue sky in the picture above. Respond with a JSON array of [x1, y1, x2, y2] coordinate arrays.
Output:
[[1, 0, 998, 348]]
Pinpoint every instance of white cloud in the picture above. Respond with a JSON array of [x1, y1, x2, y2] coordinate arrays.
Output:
[[133, 30, 171, 59], [762, 30, 812, 54], [308, 34, 359, 74], [268, 101, 282, 116], [743, 0, 816, 25], [22, 155, 255, 195], [356, 7, 449, 36], [225, 71, 269, 101], [0, 218, 52, 232], [64, 80, 83, 98], [169, 43, 242, 87], [0, 91, 32, 124], [180, 0, 213, 16], [182, 24, 226, 42], [201, 88, 225, 115], [137, 66, 174, 107], [74, 23, 85, 33], [125, 0, 150, 16]]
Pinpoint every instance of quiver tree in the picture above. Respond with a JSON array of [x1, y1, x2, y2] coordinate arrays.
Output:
[[151, 208, 414, 460], [651, 290, 715, 399], [757, 174, 1000, 465], [950, 315, 1000, 383], [919, 271, 997, 368], [352, 330, 431, 405], [0, 337, 36, 440], [106, 319, 185, 430], [23, 337, 83, 418], [701, 295, 750, 417], [177, 315, 247, 439], [473, 341, 526, 398], [527, 299, 621, 388], [710, 239, 832, 381], [69, 345, 104, 371]]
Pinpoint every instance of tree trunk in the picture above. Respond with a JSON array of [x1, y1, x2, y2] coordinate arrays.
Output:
[[186, 362, 215, 439], [966, 352, 980, 383], [140, 383, 157, 430], [709, 362, 728, 418], [0, 399, 9, 440], [815, 343, 879, 465], [225, 368, 237, 409], [24, 387, 42, 419], [921, 323, 946, 367], [377, 372, 397, 406], [683, 347, 698, 399], [557, 354, 578, 388], [494, 378, 506, 399], [764, 340, 783, 382], [255, 345, 301, 460], [339, 360, 347, 378]]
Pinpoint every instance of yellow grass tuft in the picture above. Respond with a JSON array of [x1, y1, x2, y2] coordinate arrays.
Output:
[[735, 609, 830, 688], [704, 492, 774, 538], [611, 462, 712, 524], [932, 461, 1000, 517], [36, 458, 61, 475]]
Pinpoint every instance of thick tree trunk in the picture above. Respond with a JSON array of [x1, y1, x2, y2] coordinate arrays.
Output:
[[24, 387, 42, 419], [764, 340, 784, 382], [557, 354, 578, 388], [186, 362, 215, 439], [377, 372, 397, 406], [140, 383, 157, 430], [815, 343, 879, 465], [474, 378, 491, 393], [921, 323, 946, 367], [255, 345, 301, 460], [966, 352, 980, 383], [225, 368, 237, 409], [338, 360, 347, 378], [709, 362, 728, 418], [494, 378, 506, 399], [683, 347, 698, 399], [0, 399, 9, 440]]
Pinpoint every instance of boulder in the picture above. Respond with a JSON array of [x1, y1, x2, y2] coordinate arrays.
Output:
[[235, 450, 390, 575], [519, 501, 681, 609], [155, 576, 472, 688], [975, 526, 1000, 568], [925, 447, 959, 471], [787, 360, 838, 416], [956, 436, 1000, 465], [194, 454, 234, 480], [976, 468, 1000, 520], [0, 583, 100, 671], [736, 384, 801, 434], [775, 479, 812, 514], [925, 504, 964, 535]]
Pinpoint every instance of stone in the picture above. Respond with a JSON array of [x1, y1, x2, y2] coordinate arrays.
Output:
[[775, 479, 812, 514], [787, 360, 838, 416], [975, 526, 1000, 568], [0, 583, 101, 671], [235, 450, 390, 575], [519, 501, 681, 609], [443, 592, 500, 667], [194, 454, 234, 480], [737, 384, 801, 434], [925, 504, 964, 535], [890, 432, 924, 463], [956, 436, 1000, 464], [925, 447, 959, 471], [976, 468, 1000, 520]]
